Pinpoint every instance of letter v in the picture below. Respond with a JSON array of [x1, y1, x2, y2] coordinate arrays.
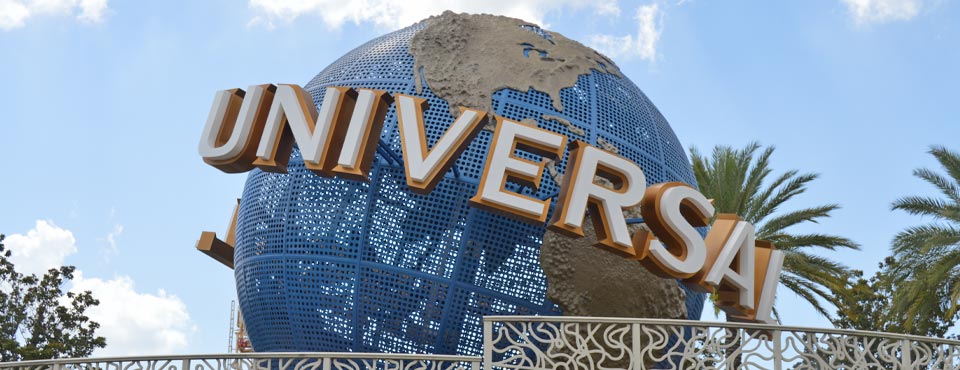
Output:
[[395, 94, 486, 193]]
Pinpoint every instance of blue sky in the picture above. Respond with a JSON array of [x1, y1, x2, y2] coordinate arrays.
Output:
[[1, 0, 958, 356]]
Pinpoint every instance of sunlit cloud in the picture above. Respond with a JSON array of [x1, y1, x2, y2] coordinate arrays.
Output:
[[0, 0, 110, 31]]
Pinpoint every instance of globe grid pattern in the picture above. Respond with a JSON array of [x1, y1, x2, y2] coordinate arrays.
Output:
[[234, 23, 706, 356]]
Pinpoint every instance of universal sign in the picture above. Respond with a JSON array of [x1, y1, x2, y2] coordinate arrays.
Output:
[[199, 84, 785, 324]]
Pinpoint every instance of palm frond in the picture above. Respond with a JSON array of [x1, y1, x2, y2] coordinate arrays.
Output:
[[782, 251, 850, 289], [891, 223, 960, 255], [894, 278, 948, 332], [757, 205, 841, 237], [892, 195, 954, 219], [780, 274, 835, 318], [889, 249, 960, 330], [946, 271, 960, 318], [930, 146, 960, 187], [740, 145, 774, 215], [707, 144, 753, 215], [744, 170, 795, 224], [690, 147, 713, 197], [766, 233, 860, 252], [888, 247, 951, 281], [749, 173, 818, 225], [914, 167, 960, 204]]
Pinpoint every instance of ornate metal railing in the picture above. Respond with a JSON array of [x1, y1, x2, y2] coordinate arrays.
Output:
[[0, 353, 480, 370], [5, 318, 960, 370], [483, 316, 960, 369]]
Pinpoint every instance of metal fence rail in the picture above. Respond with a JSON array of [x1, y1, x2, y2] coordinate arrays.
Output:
[[0, 353, 480, 370], [483, 316, 960, 369]]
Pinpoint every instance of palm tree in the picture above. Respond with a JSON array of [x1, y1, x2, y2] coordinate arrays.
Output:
[[888, 146, 960, 333], [689, 142, 859, 319]]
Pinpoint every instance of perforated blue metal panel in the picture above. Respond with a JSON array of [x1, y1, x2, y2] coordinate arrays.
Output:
[[233, 22, 705, 356]]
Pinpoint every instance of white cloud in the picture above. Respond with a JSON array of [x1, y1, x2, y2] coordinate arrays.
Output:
[[5, 220, 78, 276], [588, 3, 662, 62], [77, 0, 108, 24], [105, 223, 123, 256], [0, 0, 110, 30], [593, 1, 620, 17], [0, 0, 30, 31], [247, 0, 622, 30], [28, 0, 76, 15], [71, 272, 194, 356], [841, 0, 920, 26], [5, 220, 194, 356]]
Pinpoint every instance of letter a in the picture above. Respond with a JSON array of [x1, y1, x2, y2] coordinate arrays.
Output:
[[727, 240, 784, 324], [692, 214, 756, 315]]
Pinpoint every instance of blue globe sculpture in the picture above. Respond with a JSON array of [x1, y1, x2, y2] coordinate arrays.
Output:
[[234, 14, 705, 356]]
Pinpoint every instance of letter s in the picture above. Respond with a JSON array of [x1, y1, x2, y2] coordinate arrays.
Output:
[[635, 182, 714, 279]]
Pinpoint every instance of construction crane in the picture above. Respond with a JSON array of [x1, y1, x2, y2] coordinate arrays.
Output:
[[227, 300, 254, 353], [227, 301, 236, 353]]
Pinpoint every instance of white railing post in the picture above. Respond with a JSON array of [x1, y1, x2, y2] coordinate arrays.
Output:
[[632, 323, 641, 370], [180, 358, 189, 370], [321, 357, 330, 370], [901, 339, 912, 369], [483, 319, 492, 370], [772, 330, 782, 370]]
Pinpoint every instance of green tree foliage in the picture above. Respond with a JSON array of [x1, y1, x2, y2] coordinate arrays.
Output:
[[887, 146, 960, 333], [0, 234, 106, 362], [690, 142, 859, 319], [832, 257, 952, 336]]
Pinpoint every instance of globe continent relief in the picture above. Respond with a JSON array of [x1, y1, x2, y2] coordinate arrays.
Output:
[[233, 12, 706, 356]]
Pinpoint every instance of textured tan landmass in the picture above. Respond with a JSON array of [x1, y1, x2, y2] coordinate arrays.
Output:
[[542, 114, 585, 136], [541, 209, 687, 368], [520, 118, 538, 127], [596, 137, 620, 154], [540, 207, 688, 319], [409, 11, 620, 117]]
